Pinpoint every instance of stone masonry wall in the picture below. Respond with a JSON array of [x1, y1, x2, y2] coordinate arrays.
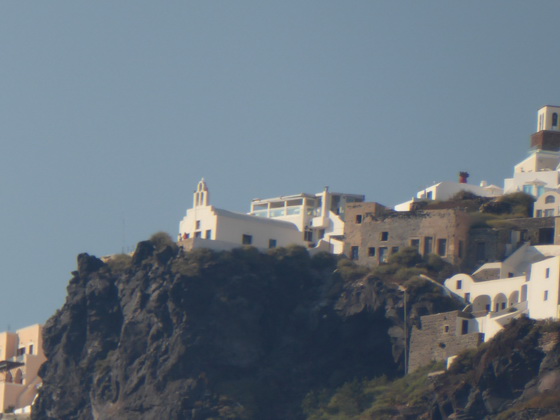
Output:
[[344, 207, 471, 268], [408, 311, 483, 373]]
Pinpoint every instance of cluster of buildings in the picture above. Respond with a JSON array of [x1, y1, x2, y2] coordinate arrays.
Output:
[[177, 105, 560, 372], [4, 106, 560, 416]]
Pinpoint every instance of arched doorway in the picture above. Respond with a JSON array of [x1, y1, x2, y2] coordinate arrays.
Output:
[[473, 295, 491, 312]]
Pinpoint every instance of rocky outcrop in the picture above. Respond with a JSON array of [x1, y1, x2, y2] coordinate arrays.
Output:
[[32, 242, 459, 420], [430, 317, 560, 420]]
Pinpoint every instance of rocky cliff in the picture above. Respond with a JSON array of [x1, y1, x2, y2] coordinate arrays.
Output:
[[430, 316, 560, 420], [31, 239, 459, 420]]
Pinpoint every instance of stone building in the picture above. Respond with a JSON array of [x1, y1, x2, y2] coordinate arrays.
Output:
[[408, 310, 483, 373], [343, 206, 471, 268]]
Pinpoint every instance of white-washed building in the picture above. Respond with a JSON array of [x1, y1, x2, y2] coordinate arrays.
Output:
[[444, 243, 560, 342], [178, 179, 304, 252]]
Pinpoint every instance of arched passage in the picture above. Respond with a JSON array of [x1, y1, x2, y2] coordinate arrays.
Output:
[[14, 369, 22, 384], [509, 290, 519, 306], [494, 293, 507, 312], [473, 295, 491, 312]]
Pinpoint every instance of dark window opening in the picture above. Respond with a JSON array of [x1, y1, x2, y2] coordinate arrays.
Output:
[[355, 214, 362, 224], [381, 232, 389, 241], [368, 247, 376, 257], [553, 112, 558, 127], [464, 293, 470, 303], [195, 220, 201, 229], [269, 239, 277, 249], [351, 246, 359, 260], [379, 247, 388, 263], [304, 229, 313, 242], [242, 234, 253, 245], [437, 238, 447, 256], [411, 239, 420, 250], [194, 231, 201, 238], [424, 237, 433, 254], [539, 228, 554, 244], [205, 230, 212, 239], [456, 280, 462, 289], [391, 246, 399, 254], [461, 320, 468, 335]]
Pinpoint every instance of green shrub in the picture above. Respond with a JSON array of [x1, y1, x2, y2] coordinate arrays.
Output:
[[149, 231, 177, 251]]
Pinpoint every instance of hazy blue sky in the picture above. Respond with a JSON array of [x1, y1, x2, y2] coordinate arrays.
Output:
[[1, 2, 559, 328]]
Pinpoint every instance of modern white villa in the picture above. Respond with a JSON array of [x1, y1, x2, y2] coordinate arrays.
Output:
[[444, 243, 560, 342], [249, 188, 365, 253]]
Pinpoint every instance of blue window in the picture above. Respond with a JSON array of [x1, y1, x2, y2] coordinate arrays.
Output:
[[523, 185, 532, 195], [537, 186, 545, 197]]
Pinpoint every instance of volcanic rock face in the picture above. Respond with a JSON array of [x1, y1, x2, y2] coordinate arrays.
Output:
[[430, 317, 560, 420], [32, 242, 457, 420]]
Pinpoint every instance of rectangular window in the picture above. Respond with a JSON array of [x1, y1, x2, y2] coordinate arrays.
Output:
[[523, 185, 532, 195], [269, 239, 277, 249], [242, 234, 252, 245], [544, 290, 549, 301], [16, 348, 25, 357], [461, 320, 469, 335], [545, 209, 555, 217], [537, 210, 543, 217], [355, 214, 362, 224], [381, 232, 389, 241], [29, 345, 34, 355], [205, 230, 212, 239], [317, 229, 325, 239], [458, 240, 464, 258], [391, 246, 399, 254], [368, 247, 376, 257], [508, 272, 514, 278], [456, 280, 462, 290], [351, 246, 359, 260], [443, 325, 449, 333], [185, 233, 190, 239], [424, 237, 433, 255], [195, 220, 201, 229], [304, 229, 313, 242], [379, 247, 388, 263], [437, 238, 447, 256], [464, 293, 470, 303], [194, 231, 201, 238], [546, 268, 550, 278], [410, 239, 420, 250], [538, 186, 545, 197]]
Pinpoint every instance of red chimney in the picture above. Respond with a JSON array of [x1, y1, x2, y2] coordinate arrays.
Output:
[[459, 172, 469, 184]]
